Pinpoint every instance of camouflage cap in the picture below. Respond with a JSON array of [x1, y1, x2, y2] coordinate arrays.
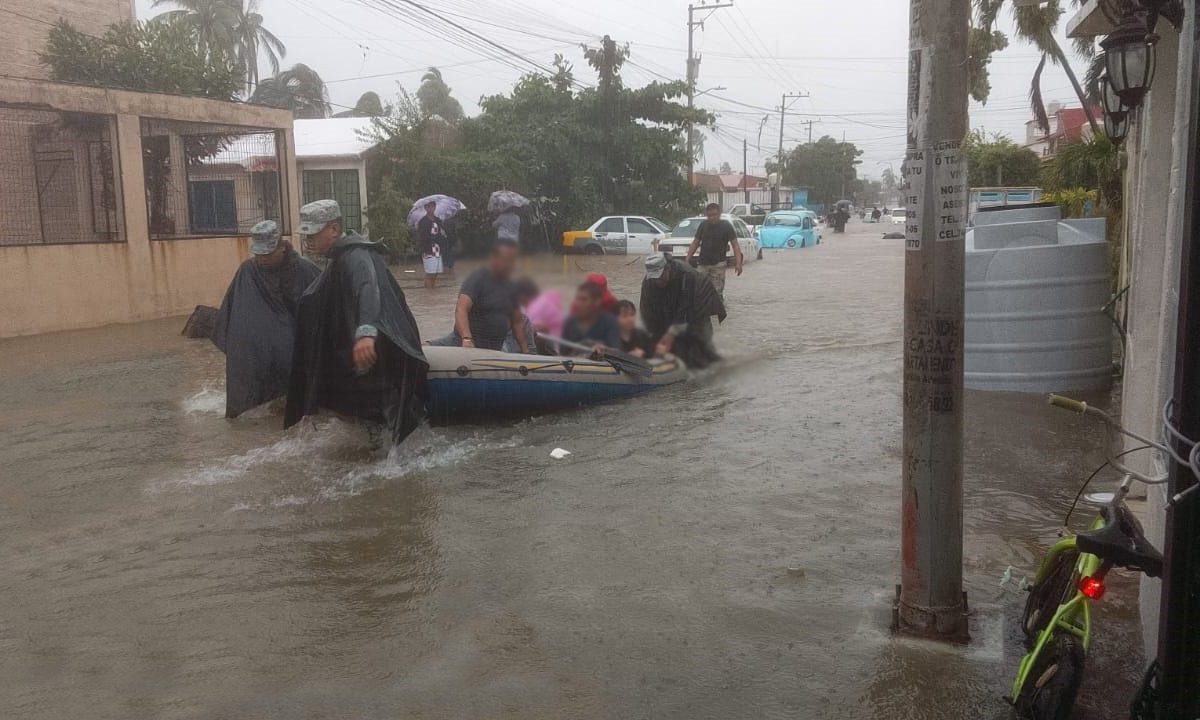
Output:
[[299, 199, 342, 235], [249, 220, 281, 255]]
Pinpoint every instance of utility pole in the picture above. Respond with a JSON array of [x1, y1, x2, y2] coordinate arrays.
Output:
[[743, 138, 749, 204], [686, 2, 733, 185], [775, 92, 808, 208], [894, 0, 970, 642], [801, 118, 817, 144]]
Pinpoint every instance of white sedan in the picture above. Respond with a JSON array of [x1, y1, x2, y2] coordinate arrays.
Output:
[[891, 208, 908, 225], [658, 214, 761, 264], [561, 216, 671, 255]]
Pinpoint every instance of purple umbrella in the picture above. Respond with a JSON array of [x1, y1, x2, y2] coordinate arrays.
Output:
[[407, 194, 466, 229]]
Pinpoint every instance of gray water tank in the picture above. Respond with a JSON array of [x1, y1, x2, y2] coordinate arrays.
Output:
[[965, 204, 1112, 393]]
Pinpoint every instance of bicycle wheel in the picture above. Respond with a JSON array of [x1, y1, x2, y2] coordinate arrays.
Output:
[[1013, 633, 1085, 720], [1021, 548, 1080, 646]]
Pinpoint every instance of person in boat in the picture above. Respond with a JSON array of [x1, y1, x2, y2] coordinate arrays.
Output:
[[211, 220, 321, 418], [503, 278, 541, 354], [417, 200, 446, 290], [562, 281, 622, 355], [284, 199, 429, 443], [640, 252, 726, 369], [616, 299, 655, 359], [686, 202, 744, 298], [429, 239, 529, 353]]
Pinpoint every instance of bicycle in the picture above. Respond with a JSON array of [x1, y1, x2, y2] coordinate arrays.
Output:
[[1009, 394, 1168, 720]]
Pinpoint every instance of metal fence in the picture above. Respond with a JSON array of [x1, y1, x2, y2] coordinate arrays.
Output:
[[0, 107, 121, 247], [140, 118, 285, 239]]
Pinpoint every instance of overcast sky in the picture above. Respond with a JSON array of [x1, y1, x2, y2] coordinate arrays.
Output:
[[135, 0, 1092, 179]]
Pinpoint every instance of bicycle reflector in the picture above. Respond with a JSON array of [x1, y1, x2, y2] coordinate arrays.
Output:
[[1079, 575, 1106, 600]]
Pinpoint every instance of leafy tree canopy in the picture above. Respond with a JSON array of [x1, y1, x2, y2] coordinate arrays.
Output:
[[368, 45, 712, 256], [334, 91, 386, 118], [416, 67, 465, 122], [769, 136, 864, 206], [249, 63, 330, 118], [41, 19, 241, 100], [962, 129, 1042, 187], [1041, 134, 1121, 210]]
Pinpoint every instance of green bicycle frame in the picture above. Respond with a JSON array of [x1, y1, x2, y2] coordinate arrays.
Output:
[[1010, 516, 1105, 701]]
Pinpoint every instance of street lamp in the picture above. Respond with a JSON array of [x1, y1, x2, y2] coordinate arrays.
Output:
[[1099, 72, 1130, 145], [1100, 6, 1158, 109]]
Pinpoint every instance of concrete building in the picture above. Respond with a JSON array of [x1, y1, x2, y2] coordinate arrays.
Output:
[[0, 87, 297, 340], [3, 0, 135, 81], [1022, 102, 1102, 159], [294, 117, 381, 235], [1066, 2, 1194, 656]]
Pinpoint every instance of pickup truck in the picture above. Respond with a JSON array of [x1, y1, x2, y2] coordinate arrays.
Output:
[[561, 215, 671, 255], [726, 203, 769, 230]]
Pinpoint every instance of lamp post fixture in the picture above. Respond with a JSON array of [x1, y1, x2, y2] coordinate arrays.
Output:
[[1100, 6, 1158, 109], [1099, 73, 1130, 145]]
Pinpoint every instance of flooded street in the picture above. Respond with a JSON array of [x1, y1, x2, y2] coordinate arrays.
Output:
[[0, 220, 1143, 719]]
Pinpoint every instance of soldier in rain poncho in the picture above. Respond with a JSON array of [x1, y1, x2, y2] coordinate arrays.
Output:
[[211, 220, 321, 418], [639, 253, 727, 369], [284, 200, 429, 444]]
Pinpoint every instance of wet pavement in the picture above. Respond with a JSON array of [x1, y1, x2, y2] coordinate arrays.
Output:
[[0, 220, 1144, 718]]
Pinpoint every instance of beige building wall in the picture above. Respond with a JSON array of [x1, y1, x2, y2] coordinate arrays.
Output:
[[0, 78, 297, 338], [5, 0, 135, 81]]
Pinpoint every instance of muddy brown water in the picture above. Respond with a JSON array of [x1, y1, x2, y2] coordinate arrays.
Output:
[[1, 221, 1144, 718]]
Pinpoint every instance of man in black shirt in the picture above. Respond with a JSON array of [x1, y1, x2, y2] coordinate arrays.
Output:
[[429, 239, 528, 352], [416, 201, 446, 290], [686, 202, 744, 297]]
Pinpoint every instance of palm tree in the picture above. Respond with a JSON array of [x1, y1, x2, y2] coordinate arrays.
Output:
[[153, 0, 285, 96], [232, 0, 285, 95], [416, 67, 464, 121], [978, 0, 1099, 135], [150, 0, 239, 65], [249, 63, 330, 118]]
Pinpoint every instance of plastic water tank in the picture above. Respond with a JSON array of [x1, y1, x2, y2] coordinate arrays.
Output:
[[964, 203, 1112, 393]]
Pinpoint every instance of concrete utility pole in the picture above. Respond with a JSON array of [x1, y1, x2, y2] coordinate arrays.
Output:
[[802, 118, 817, 144], [774, 92, 808, 208], [895, 0, 970, 641], [743, 138, 749, 203], [686, 2, 733, 184]]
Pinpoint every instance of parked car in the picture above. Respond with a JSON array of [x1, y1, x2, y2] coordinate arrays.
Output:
[[561, 215, 671, 255], [757, 211, 822, 249], [659, 214, 761, 263], [891, 208, 908, 225]]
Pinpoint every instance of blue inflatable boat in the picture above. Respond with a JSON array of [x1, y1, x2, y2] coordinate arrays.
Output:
[[424, 346, 688, 423]]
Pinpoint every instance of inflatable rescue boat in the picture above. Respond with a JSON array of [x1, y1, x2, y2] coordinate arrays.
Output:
[[424, 346, 687, 423]]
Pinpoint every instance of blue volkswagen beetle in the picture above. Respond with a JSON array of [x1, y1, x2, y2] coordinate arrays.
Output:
[[758, 211, 821, 249]]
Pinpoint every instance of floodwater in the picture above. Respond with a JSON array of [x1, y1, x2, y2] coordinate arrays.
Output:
[[0, 221, 1145, 719]]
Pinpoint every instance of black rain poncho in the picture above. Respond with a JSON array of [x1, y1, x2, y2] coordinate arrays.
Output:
[[640, 257, 727, 369], [284, 233, 429, 443], [211, 251, 321, 418]]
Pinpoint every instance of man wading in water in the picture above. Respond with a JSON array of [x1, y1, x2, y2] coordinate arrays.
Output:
[[212, 220, 320, 418], [686, 202, 743, 297], [284, 200, 429, 443], [640, 253, 726, 369]]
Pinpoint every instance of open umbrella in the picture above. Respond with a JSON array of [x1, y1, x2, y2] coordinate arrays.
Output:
[[407, 194, 466, 229], [488, 190, 530, 213]]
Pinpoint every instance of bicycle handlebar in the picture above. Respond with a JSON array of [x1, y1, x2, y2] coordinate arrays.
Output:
[[1049, 394, 1088, 414]]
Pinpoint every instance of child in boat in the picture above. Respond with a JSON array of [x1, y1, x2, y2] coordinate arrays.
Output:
[[562, 282, 621, 355], [616, 300, 655, 359]]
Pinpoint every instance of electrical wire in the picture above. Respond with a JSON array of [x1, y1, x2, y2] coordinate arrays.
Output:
[[1064, 445, 1152, 527]]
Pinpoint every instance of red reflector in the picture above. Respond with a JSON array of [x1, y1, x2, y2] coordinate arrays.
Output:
[[1079, 576, 1106, 600]]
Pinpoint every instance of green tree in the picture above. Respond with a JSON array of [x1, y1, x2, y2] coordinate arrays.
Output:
[[771, 136, 863, 206], [416, 67, 464, 122], [250, 63, 330, 118], [41, 19, 241, 100], [152, 0, 285, 95], [1042, 134, 1121, 210], [150, 0, 239, 65], [231, 0, 285, 95], [962, 129, 1042, 187], [974, 0, 1098, 134], [334, 91, 385, 118]]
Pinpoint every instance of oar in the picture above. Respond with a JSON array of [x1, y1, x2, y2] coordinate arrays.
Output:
[[538, 334, 654, 378]]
